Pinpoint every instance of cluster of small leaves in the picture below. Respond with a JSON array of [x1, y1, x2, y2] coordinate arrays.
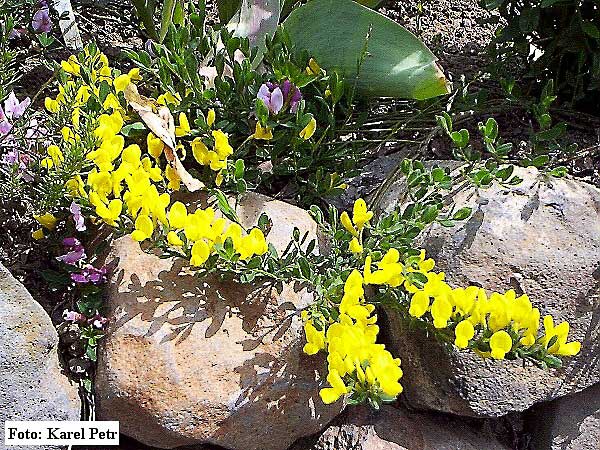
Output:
[[482, 0, 600, 106], [125, 7, 367, 207]]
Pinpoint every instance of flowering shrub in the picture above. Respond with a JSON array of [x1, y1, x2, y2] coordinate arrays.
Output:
[[301, 198, 580, 407], [125, 21, 364, 206], [37, 45, 269, 268], [1, 45, 582, 407]]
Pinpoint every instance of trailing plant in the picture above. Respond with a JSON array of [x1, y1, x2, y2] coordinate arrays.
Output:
[[3, 47, 581, 411]]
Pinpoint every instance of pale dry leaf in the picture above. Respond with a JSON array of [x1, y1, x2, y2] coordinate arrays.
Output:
[[124, 84, 204, 192]]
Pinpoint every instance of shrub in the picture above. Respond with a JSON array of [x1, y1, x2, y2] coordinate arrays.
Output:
[[483, 0, 600, 106]]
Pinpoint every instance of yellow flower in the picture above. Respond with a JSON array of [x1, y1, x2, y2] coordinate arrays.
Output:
[[340, 211, 357, 237], [175, 112, 191, 137], [168, 202, 188, 229], [299, 117, 316, 140], [128, 68, 142, 81], [409, 291, 429, 318], [31, 228, 45, 240], [190, 240, 210, 266], [352, 198, 373, 230], [102, 93, 121, 110], [34, 213, 57, 230], [44, 97, 59, 113], [430, 296, 453, 329], [454, 320, 475, 349], [305, 58, 322, 76], [253, 122, 273, 140], [41, 145, 64, 169], [147, 132, 164, 159], [237, 228, 268, 260], [215, 170, 224, 186], [207, 109, 216, 127], [319, 369, 347, 404], [157, 91, 181, 106], [165, 165, 181, 190], [303, 321, 325, 355], [167, 231, 183, 247], [490, 330, 513, 359], [61, 59, 81, 76], [131, 214, 154, 242], [349, 237, 363, 254], [213, 130, 233, 158], [114, 74, 131, 92], [541, 315, 581, 356], [95, 199, 122, 226]]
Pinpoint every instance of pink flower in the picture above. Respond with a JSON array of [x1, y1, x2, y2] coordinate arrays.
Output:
[[257, 80, 302, 115], [258, 83, 284, 115], [32, 7, 52, 33], [70, 202, 86, 231], [0, 92, 31, 136], [63, 310, 86, 323]]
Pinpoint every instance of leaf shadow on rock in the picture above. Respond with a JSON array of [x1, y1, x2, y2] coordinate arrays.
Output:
[[100, 243, 338, 450]]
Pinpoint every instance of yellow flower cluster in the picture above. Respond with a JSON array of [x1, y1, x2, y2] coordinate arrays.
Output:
[[41, 47, 268, 267], [303, 197, 582, 405], [303, 269, 403, 404], [364, 248, 580, 359]]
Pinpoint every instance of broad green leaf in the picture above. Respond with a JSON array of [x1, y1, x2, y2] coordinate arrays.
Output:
[[217, 0, 242, 23], [356, 0, 384, 8], [283, 0, 450, 99]]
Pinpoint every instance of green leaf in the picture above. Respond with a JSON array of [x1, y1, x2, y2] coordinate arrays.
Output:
[[536, 123, 567, 141], [121, 122, 147, 137], [217, 0, 242, 22], [450, 129, 470, 148], [421, 205, 439, 223], [283, 0, 450, 99], [356, 0, 384, 7], [484, 117, 498, 141], [582, 21, 600, 39], [214, 190, 239, 222], [452, 207, 472, 221]]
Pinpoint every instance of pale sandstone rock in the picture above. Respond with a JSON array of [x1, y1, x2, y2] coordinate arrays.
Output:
[[96, 193, 341, 450], [380, 166, 600, 417]]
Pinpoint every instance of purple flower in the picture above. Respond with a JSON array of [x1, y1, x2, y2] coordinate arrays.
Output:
[[32, 6, 52, 33], [258, 83, 284, 115], [257, 80, 302, 116], [57, 237, 86, 265], [5, 92, 30, 120], [70, 202, 86, 231], [63, 237, 81, 247], [63, 309, 86, 323], [90, 314, 108, 329], [1, 149, 33, 182], [56, 247, 86, 265], [280, 80, 302, 113], [0, 92, 31, 136], [71, 265, 107, 285]]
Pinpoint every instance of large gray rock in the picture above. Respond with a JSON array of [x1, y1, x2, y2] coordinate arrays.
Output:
[[380, 165, 600, 417], [0, 264, 81, 449], [529, 383, 600, 450], [291, 405, 510, 450], [96, 193, 341, 450]]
